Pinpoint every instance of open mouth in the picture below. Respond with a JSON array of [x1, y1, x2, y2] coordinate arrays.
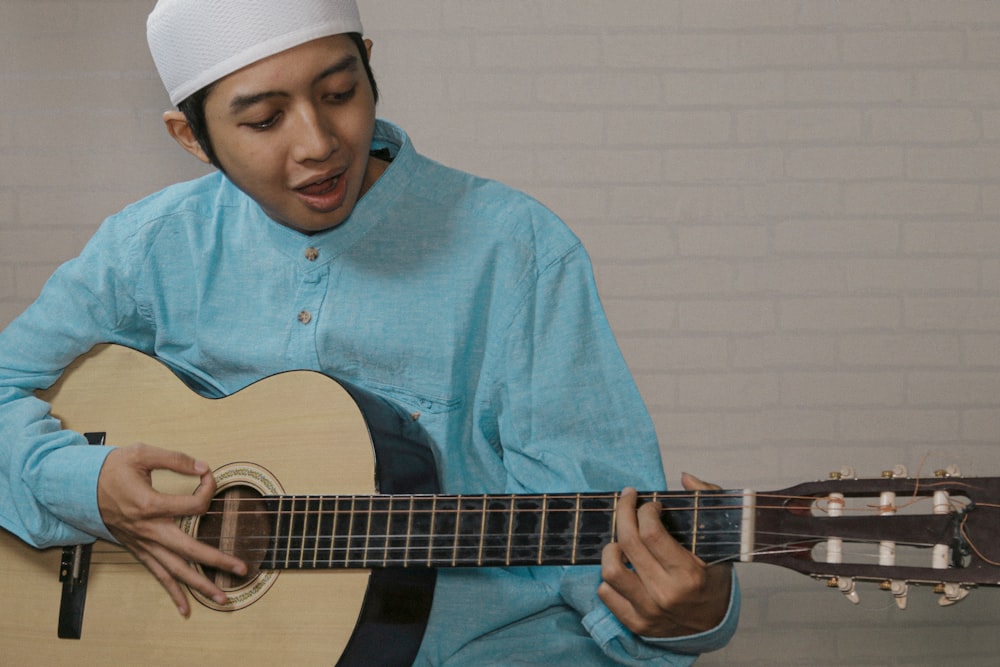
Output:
[[297, 175, 340, 196], [294, 173, 347, 212]]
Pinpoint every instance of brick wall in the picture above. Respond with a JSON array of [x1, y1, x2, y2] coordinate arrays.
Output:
[[2, 1, 999, 664]]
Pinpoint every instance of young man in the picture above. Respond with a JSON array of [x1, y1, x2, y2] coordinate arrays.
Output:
[[0, 1, 738, 664]]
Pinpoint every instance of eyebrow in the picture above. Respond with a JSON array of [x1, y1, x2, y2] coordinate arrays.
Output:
[[227, 54, 361, 114]]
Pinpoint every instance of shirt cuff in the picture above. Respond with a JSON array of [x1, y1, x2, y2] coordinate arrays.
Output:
[[36, 442, 116, 543], [639, 567, 741, 655], [581, 567, 740, 664]]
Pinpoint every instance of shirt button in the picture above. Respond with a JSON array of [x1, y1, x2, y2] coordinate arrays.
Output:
[[305, 247, 320, 261], [297, 310, 312, 325]]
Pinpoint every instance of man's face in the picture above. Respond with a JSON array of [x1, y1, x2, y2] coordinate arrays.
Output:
[[201, 34, 380, 234]]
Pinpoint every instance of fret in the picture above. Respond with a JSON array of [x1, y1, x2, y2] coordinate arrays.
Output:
[[691, 490, 700, 556], [403, 496, 414, 566], [311, 497, 323, 567], [571, 493, 581, 564], [610, 492, 620, 544], [507, 496, 542, 565], [505, 494, 515, 566], [325, 496, 341, 567], [363, 497, 374, 567], [357, 496, 390, 568], [382, 496, 392, 566], [452, 496, 462, 567], [457, 496, 489, 566], [287, 497, 299, 568], [537, 495, 548, 565], [478, 496, 489, 566], [344, 497, 356, 567], [270, 496, 286, 568], [384, 495, 412, 567], [426, 496, 438, 567], [297, 496, 313, 569], [538, 495, 577, 564]]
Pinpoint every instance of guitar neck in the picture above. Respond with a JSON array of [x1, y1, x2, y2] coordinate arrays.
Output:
[[260, 490, 749, 570]]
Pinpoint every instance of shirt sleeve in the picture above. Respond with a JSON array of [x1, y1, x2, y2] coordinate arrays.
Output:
[[489, 239, 739, 663], [0, 218, 148, 547]]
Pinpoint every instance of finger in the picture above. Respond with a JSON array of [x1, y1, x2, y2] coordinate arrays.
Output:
[[124, 442, 211, 478], [615, 488, 690, 573], [119, 445, 219, 518], [111, 528, 198, 617], [598, 541, 638, 614], [680, 472, 721, 492]]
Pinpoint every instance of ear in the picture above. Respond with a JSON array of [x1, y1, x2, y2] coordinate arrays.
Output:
[[364, 38, 373, 61], [163, 111, 212, 164]]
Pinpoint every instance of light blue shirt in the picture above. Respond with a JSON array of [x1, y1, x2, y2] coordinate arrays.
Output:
[[0, 120, 738, 665]]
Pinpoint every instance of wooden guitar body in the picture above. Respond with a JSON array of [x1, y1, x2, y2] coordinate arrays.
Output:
[[0, 344, 436, 666]]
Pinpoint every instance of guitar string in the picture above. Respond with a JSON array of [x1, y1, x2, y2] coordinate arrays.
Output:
[[80, 495, 999, 569], [79, 537, 965, 571]]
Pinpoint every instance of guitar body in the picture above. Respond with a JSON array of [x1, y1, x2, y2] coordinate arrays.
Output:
[[5, 347, 1000, 663], [0, 344, 436, 666]]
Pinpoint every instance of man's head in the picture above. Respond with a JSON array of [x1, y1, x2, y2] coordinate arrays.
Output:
[[147, 0, 384, 234]]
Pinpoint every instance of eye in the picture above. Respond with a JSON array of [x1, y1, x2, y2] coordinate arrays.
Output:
[[325, 85, 357, 104], [244, 112, 282, 131]]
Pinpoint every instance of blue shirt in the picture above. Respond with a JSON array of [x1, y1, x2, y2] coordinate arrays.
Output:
[[0, 120, 738, 665]]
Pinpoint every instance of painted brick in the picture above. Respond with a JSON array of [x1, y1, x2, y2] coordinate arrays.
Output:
[[737, 108, 862, 144], [845, 258, 980, 292], [677, 225, 768, 258], [679, 0, 797, 30], [839, 333, 961, 367], [795, 0, 912, 27], [842, 30, 965, 66], [837, 409, 960, 442], [869, 108, 980, 143], [676, 372, 780, 409], [781, 371, 906, 407], [785, 146, 904, 181], [606, 110, 732, 146], [677, 299, 776, 333], [731, 334, 839, 369], [779, 297, 902, 331], [773, 220, 899, 255]]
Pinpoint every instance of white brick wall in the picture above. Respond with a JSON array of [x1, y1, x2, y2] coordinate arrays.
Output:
[[2, 1, 999, 664]]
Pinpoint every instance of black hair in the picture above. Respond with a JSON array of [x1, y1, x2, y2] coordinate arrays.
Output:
[[176, 32, 379, 170]]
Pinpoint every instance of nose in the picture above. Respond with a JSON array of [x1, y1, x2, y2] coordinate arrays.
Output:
[[290, 104, 337, 163]]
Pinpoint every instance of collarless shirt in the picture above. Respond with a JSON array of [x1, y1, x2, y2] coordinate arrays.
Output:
[[0, 120, 738, 665]]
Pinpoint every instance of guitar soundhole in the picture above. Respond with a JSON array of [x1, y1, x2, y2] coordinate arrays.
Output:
[[198, 485, 271, 584], [179, 462, 284, 612]]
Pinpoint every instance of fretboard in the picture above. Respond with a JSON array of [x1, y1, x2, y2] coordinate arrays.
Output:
[[260, 491, 747, 570]]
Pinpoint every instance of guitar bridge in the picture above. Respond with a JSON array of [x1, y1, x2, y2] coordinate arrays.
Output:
[[57, 431, 105, 639]]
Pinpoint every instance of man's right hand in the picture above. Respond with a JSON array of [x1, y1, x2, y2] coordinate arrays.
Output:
[[96, 443, 248, 617]]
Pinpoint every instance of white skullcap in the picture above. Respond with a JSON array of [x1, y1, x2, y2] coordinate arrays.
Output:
[[147, 0, 364, 106]]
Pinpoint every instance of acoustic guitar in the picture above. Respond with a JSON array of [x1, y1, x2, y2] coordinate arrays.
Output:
[[1, 344, 998, 665]]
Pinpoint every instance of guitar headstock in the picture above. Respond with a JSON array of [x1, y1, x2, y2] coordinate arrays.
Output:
[[749, 466, 1000, 608]]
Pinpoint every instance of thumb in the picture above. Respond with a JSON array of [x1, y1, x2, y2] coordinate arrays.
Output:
[[680, 472, 722, 492]]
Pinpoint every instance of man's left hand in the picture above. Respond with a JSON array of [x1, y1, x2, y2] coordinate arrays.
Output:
[[598, 473, 732, 638]]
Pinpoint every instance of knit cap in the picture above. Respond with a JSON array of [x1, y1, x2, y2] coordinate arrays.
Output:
[[147, 0, 364, 105]]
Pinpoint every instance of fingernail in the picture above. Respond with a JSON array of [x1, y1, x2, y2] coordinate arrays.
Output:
[[194, 460, 209, 474], [214, 592, 228, 605]]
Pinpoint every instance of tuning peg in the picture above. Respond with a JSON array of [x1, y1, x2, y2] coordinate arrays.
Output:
[[880, 580, 908, 609], [935, 582, 970, 606], [828, 466, 856, 480], [881, 465, 908, 479], [830, 576, 860, 604], [934, 465, 961, 478]]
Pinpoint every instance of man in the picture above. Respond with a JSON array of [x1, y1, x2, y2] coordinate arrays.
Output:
[[0, 1, 737, 664]]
